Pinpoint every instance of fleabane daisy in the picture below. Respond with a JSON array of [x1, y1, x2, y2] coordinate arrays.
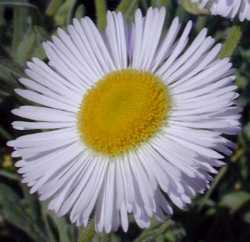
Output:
[[8, 7, 241, 233], [191, 0, 250, 21]]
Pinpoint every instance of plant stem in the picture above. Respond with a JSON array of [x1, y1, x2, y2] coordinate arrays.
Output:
[[198, 166, 228, 210]]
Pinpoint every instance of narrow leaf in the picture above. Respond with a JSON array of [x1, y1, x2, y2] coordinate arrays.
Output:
[[0, 57, 23, 93], [219, 25, 242, 58], [117, 0, 131, 12], [75, 4, 85, 19], [78, 221, 95, 242], [151, 0, 170, 7], [0, 184, 48, 242], [15, 26, 47, 64], [46, 0, 64, 16], [11, 1, 30, 55], [134, 221, 174, 242], [117, 0, 139, 20], [93, 233, 112, 242], [95, 0, 106, 30], [220, 191, 250, 213], [0, 0, 38, 10], [180, 0, 209, 15], [0, 126, 12, 140], [0, 57, 23, 78], [0, 170, 20, 182], [54, 0, 77, 26], [198, 166, 228, 211], [48, 211, 77, 242]]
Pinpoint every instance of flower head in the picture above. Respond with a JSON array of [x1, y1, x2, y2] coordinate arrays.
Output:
[[8, 7, 241, 233], [191, 0, 250, 21]]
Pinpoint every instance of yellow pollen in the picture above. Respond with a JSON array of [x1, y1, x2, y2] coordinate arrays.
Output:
[[77, 69, 171, 156]]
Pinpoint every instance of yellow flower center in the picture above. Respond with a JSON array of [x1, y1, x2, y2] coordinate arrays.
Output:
[[78, 69, 171, 156]]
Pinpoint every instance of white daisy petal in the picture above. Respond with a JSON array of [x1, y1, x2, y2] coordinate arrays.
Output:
[[191, 0, 250, 21], [44, 41, 89, 90], [27, 57, 82, 96], [169, 43, 223, 92], [24, 141, 84, 192], [67, 22, 101, 79], [52, 33, 91, 88], [151, 17, 181, 72], [105, 11, 128, 69], [165, 36, 215, 85], [12, 121, 74, 131], [15, 89, 78, 112], [138, 8, 166, 70], [13, 137, 77, 160], [19, 78, 79, 108], [39, 152, 90, 201], [81, 17, 115, 74], [160, 27, 209, 82], [129, 152, 155, 216], [131, 9, 144, 69], [70, 157, 108, 227], [9, 8, 240, 232], [121, 155, 136, 212], [103, 162, 115, 232], [170, 59, 232, 92], [156, 20, 193, 79], [57, 27, 99, 85], [12, 106, 75, 122], [8, 127, 78, 148], [80, 159, 108, 227]]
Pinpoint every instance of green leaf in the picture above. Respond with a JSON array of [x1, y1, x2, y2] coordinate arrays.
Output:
[[21, 188, 48, 237], [53, 0, 78, 26], [0, 89, 9, 99], [46, 0, 64, 16], [243, 122, 250, 141], [180, 0, 209, 15], [150, 0, 170, 7], [78, 221, 95, 242], [75, 4, 85, 19], [134, 220, 173, 242], [0, 125, 12, 140], [95, 0, 106, 30], [15, 29, 36, 63], [220, 191, 250, 213], [93, 233, 113, 242], [0, 0, 38, 9], [0, 0, 41, 25], [48, 211, 77, 242], [0, 57, 23, 78], [109, 234, 122, 242], [0, 57, 23, 93], [40, 202, 57, 242], [117, 0, 131, 12], [117, 0, 139, 21], [15, 26, 47, 64], [219, 25, 242, 58], [11, 1, 30, 55], [194, 16, 207, 33], [0, 184, 48, 242]]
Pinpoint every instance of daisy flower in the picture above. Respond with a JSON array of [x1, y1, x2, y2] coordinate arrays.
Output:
[[8, 7, 241, 233], [191, 0, 250, 21]]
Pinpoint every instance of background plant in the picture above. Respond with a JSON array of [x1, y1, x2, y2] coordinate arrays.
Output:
[[0, 1, 250, 242]]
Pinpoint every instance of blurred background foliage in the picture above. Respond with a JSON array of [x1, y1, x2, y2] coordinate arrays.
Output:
[[0, 0, 250, 242]]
